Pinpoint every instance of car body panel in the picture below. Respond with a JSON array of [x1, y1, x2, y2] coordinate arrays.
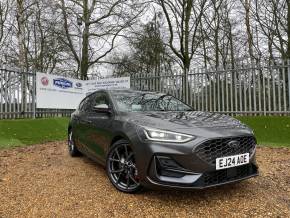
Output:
[[68, 89, 258, 190]]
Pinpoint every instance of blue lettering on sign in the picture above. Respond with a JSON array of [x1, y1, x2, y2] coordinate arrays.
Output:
[[53, 78, 73, 89]]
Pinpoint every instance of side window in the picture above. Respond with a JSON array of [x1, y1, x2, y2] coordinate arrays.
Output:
[[81, 92, 109, 112], [79, 92, 110, 112], [92, 93, 109, 108], [79, 97, 90, 112]]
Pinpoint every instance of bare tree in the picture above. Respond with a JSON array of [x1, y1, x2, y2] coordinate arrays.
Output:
[[0, 0, 9, 45], [28, 0, 67, 73], [287, 0, 290, 59], [16, 0, 28, 112], [111, 15, 174, 78], [1, 0, 289, 78], [156, 0, 208, 102], [240, 0, 257, 65], [254, 0, 288, 61], [16, 0, 27, 71], [60, 0, 145, 79]]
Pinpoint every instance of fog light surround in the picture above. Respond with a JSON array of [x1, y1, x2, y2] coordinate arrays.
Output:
[[155, 156, 186, 178]]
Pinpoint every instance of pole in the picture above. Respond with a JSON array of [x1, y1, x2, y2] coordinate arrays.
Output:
[[183, 68, 189, 104], [32, 72, 36, 119], [79, 30, 82, 62], [288, 60, 290, 110], [79, 29, 82, 79], [77, 15, 82, 79]]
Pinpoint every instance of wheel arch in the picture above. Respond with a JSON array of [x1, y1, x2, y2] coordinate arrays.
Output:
[[110, 133, 131, 147]]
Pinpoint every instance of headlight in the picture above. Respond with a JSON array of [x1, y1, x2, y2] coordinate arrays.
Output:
[[141, 127, 196, 143]]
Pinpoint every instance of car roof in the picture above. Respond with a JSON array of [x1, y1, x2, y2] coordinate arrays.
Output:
[[107, 89, 163, 95], [84, 89, 166, 100]]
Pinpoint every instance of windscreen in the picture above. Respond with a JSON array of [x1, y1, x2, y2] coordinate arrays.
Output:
[[111, 91, 192, 112]]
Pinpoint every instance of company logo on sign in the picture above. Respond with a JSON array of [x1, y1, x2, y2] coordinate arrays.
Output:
[[53, 78, 73, 89], [41, 77, 49, 86], [75, 82, 82, 88]]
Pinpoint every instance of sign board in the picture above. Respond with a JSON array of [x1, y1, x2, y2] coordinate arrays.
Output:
[[85, 77, 130, 95], [36, 73, 130, 109], [36, 73, 85, 109]]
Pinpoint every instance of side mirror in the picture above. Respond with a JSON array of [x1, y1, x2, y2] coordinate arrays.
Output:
[[93, 104, 112, 114]]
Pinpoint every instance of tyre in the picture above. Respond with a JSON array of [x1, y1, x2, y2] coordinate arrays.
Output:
[[106, 139, 142, 193], [68, 129, 81, 157]]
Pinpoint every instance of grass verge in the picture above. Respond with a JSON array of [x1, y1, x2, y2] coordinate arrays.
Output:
[[0, 116, 289, 149], [237, 116, 290, 147], [0, 117, 69, 149]]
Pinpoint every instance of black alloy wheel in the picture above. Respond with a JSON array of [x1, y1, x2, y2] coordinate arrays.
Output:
[[106, 140, 142, 193]]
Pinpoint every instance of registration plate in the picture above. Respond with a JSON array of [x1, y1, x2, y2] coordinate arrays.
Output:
[[216, 153, 249, 170]]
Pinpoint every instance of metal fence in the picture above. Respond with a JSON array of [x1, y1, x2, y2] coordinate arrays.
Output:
[[131, 62, 290, 115], [1, 61, 290, 119], [0, 68, 73, 119]]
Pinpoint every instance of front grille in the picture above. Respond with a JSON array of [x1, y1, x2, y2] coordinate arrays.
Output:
[[195, 136, 256, 166], [202, 164, 257, 186]]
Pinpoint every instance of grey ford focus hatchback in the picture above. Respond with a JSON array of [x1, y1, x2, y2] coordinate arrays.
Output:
[[68, 89, 258, 193]]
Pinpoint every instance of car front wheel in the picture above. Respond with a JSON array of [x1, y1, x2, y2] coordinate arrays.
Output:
[[106, 139, 142, 193]]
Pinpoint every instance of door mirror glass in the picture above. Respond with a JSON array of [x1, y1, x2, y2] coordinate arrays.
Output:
[[93, 104, 111, 113]]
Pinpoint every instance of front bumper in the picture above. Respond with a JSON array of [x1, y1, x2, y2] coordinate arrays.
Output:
[[131, 134, 259, 190], [144, 157, 258, 190]]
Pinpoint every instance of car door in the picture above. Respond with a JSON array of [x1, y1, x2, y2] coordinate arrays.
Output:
[[72, 96, 91, 152], [81, 92, 114, 164]]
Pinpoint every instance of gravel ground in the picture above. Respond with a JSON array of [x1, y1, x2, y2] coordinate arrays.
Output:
[[0, 142, 289, 218]]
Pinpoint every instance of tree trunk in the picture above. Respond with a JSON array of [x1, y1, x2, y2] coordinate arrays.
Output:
[[287, 0, 290, 59], [214, 7, 220, 70], [183, 60, 190, 104], [227, 18, 235, 70], [80, 0, 89, 80], [16, 0, 27, 115], [80, 24, 89, 80], [183, 0, 193, 104], [244, 0, 255, 64]]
